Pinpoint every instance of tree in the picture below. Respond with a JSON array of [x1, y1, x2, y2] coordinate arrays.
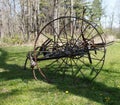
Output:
[[115, 0, 120, 32], [74, 0, 85, 17], [1, 0, 100, 43], [109, 11, 115, 31], [91, 0, 103, 24], [53, 0, 59, 41], [0, 9, 2, 39]]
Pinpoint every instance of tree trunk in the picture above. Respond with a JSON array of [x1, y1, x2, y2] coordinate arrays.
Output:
[[54, 0, 59, 42], [26, 0, 30, 42], [0, 9, 3, 39], [109, 12, 114, 31]]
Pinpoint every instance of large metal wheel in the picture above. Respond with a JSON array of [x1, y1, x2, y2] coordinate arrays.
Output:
[[31, 16, 106, 81]]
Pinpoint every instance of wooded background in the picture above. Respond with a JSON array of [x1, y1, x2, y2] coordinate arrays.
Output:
[[0, 0, 119, 44]]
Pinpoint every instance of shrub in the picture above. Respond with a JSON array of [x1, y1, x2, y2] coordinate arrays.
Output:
[[3, 35, 24, 45]]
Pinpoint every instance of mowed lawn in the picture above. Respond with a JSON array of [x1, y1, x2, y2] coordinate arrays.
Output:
[[0, 42, 120, 105]]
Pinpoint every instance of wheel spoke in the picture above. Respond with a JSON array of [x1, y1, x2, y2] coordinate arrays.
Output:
[[32, 16, 106, 81]]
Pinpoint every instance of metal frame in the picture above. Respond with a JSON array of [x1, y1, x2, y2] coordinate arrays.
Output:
[[24, 16, 106, 82]]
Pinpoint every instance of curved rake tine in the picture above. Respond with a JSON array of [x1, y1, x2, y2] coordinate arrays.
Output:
[[38, 67, 50, 82], [24, 57, 28, 70], [32, 68, 38, 80]]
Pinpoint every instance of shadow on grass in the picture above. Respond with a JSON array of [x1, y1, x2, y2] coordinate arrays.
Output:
[[0, 48, 33, 80], [0, 48, 120, 105]]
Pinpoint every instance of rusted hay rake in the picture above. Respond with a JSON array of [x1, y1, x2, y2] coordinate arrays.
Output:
[[24, 16, 106, 82]]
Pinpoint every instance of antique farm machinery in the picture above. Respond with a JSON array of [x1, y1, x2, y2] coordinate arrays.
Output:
[[24, 9, 106, 82]]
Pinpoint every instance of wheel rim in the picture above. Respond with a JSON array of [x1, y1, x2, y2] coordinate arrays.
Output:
[[34, 16, 106, 81]]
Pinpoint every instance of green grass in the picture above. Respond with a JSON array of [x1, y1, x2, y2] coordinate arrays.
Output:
[[0, 43, 120, 105]]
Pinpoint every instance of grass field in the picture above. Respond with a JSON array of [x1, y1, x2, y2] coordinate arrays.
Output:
[[0, 42, 120, 105]]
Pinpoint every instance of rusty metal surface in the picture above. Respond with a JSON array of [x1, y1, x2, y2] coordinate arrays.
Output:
[[24, 16, 106, 82]]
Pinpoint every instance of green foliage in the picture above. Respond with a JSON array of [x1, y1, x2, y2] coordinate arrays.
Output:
[[116, 33, 120, 39], [74, 0, 84, 17], [39, 0, 53, 20], [0, 43, 120, 105], [91, 0, 103, 23], [73, 0, 103, 25], [3, 36, 23, 45]]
